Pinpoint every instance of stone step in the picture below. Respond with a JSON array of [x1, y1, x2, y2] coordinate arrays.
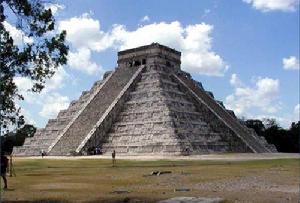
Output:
[[117, 112, 210, 124], [124, 101, 197, 113], [119, 109, 203, 117], [106, 134, 222, 144], [23, 137, 35, 145], [112, 119, 208, 127], [57, 109, 69, 118], [102, 143, 182, 152], [79, 90, 91, 100], [125, 98, 193, 106], [136, 79, 177, 86], [144, 65, 167, 72], [135, 79, 178, 91], [12, 147, 27, 156], [44, 124, 67, 131], [102, 142, 230, 154], [91, 81, 103, 92], [33, 129, 45, 136], [129, 91, 188, 102], [130, 88, 185, 96], [141, 71, 169, 81], [141, 70, 169, 76]]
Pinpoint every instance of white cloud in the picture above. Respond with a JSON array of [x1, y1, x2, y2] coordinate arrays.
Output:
[[20, 108, 36, 125], [59, 14, 227, 76], [14, 66, 69, 102], [3, 21, 33, 45], [114, 21, 227, 75], [14, 77, 34, 93], [283, 56, 299, 70], [110, 22, 184, 50], [14, 67, 67, 93], [58, 14, 107, 76], [110, 22, 227, 76], [68, 48, 102, 75], [58, 13, 110, 51], [140, 15, 150, 22], [44, 3, 65, 15], [14, 66, 71, 124], [39, 93, 70, 118], [44, 66, 69, 92], [243, 0, 299, 12], [225, 74, 280, 116], [250, 104, 299, 128], [14, 77, 37, 103], [230, 73, 243, 86]]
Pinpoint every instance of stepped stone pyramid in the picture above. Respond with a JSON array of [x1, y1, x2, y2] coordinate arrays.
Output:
[[13, 43, 276, 156]]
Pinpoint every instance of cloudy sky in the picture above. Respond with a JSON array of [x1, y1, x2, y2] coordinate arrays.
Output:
[[6, 0, 299, 128]]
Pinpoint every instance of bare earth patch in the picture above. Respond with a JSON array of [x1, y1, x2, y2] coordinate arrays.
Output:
[[31, 183, 94, 190]]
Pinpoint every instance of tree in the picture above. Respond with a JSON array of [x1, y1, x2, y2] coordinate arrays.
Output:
[[244, 119, 265, 136], [0, 0, 68, 132], [287, 121, 300, 152], [1, 124, 36, 154], [263, 118, 279, 130], [245, 118, 300, 153]]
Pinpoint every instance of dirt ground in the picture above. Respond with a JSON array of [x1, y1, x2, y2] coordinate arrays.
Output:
[[1, 153, 299, 203]]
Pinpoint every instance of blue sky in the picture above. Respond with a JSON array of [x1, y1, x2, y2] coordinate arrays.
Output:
[[6, 0, 299, 128]]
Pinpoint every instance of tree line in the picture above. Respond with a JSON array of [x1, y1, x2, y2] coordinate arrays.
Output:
[[243, 119, 299, 153]]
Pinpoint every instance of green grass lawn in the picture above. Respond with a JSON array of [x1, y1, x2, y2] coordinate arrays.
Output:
[[1, 158, 299, 202]]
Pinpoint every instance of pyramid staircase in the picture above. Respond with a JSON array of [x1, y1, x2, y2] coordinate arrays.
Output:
[[48, 65, 144, 155], [13, 43, 276, 156], [172, 72, 277, 153], [12, 79, 105, 156]]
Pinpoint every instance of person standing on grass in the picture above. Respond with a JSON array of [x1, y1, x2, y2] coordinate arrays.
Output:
[[112, 150, 116, 167], [41, 149, 45, 158], [1, 154, 8, 189]]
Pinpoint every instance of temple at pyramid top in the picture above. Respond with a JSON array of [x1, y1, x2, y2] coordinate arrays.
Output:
[[117, 43, 181, 68], [13, 43, 277, 156]]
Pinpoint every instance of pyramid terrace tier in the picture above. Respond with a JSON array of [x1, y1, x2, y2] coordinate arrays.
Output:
[[116, 110, 210, 123], [102, 142, 231, 155], [105, 131, 224, 144]]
